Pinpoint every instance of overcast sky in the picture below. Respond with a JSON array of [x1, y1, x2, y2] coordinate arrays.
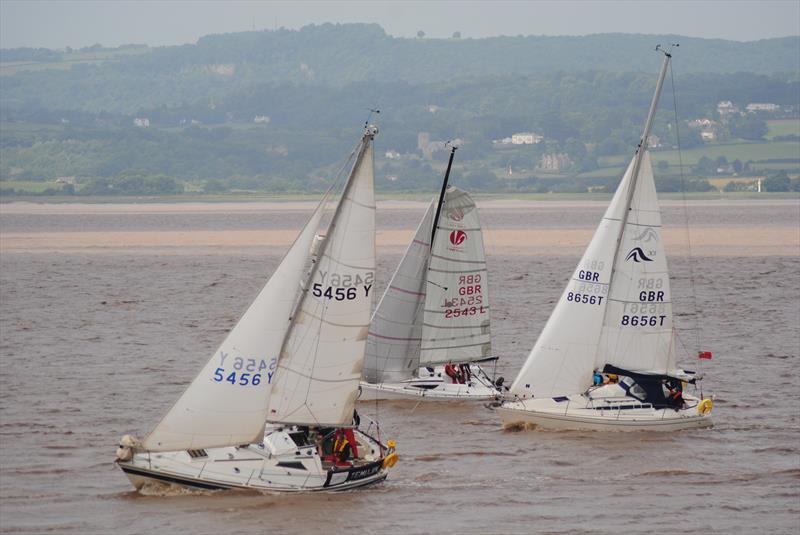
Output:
[[1, 0, 798, 49]]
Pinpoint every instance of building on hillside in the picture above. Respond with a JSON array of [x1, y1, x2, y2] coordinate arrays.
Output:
[[511, 132, 544, 145], [700, 129, 716, 141], [538, 153, 573, 171], [717, 101, 739, 116], [688, 118, 715, 128], [745, 103, 780, 113], [133, 117, 150, 128], [385, 150, 401, 160], [253, 115, 270, 124], [647, 135, 662, 148]]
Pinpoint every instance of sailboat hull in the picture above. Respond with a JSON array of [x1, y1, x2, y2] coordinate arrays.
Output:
[[497, 395, 713, 432], [117, 428, 391, 493], [360, 364, 500, 401]]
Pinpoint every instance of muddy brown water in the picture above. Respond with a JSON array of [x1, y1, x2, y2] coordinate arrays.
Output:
[[1, 200, 798, 534]]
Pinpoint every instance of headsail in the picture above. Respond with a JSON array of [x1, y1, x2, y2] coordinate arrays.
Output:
[[267, 130, 376, 426], [363, 201, 435, 383], [143, 194, 330, 451], [420, 187, 492, 366]]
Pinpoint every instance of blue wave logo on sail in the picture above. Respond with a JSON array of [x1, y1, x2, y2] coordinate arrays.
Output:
[[625, 247, 653, 262], [632, 227, 659, 243]]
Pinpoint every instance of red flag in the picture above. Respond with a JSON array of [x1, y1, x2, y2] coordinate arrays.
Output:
[[698, 351, 713, 360]]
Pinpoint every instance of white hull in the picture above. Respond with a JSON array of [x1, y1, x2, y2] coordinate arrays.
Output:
[[359, 364, 500, 401], [497, 394, 713, 432], [118, 427, 391, 493]]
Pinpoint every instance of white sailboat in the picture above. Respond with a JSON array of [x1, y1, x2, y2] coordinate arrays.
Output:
[[497, 48, 714, 431], [360, 147, 501, 401], [115, 125, 399, 492]]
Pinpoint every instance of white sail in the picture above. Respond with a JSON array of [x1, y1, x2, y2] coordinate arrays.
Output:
[[596, 151, 676, 374], [267, 135, 376, 426], [420, 187, 492, 366], [143, 196, 329, 451], [509, 158, 634, 399], [363, 201, 435, 383]]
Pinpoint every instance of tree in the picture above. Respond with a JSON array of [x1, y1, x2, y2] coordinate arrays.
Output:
[[657, 160, 669, 171], [762, 171, 790, 192], [730, 115, 768, 140], [452, 31, 461, 39], [732, 159, 743, 174], [416, 30, 425, 38]]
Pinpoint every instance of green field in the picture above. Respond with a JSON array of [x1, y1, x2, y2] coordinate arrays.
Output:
[[650, 141, 800, 166], [766, 119, 800, 140]]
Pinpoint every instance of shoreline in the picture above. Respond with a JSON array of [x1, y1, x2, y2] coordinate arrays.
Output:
[[1, 197, 798, 215], [2, 226, 796, 256]]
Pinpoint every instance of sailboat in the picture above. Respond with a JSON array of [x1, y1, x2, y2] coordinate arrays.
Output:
[[360, 147, 501, 401], [115, 125, 399, 491], [497, 48, 714, 431]]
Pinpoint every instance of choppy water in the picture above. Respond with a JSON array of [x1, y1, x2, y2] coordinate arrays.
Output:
[[1, 201, 798, 534]]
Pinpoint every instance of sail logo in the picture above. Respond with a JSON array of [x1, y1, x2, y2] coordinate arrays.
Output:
[[447, 208, 465, 221], [633, 227, 660, 243], [625, 247, 653, 263], [449, 230, 467, 246]]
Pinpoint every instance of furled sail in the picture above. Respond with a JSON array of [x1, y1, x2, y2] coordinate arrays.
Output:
[[267, 132, 376, 426], [363, 201, 435, 383], [420, 187, 492, 366], [143, 194, 329, 451]]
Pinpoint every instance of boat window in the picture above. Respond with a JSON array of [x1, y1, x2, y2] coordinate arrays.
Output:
[[289, 431, 309, 446], [411, 384, 439, 390], [187, 449, 208, 459], [629, 383, 647, 401]]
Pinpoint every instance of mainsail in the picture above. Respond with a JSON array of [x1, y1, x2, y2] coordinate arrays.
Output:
[[420, 187, 492, 366], [267, 132, 376, 426], [143, 194, 330, 452], [363, 201, 435, 383], [509, 51, 675, 400]]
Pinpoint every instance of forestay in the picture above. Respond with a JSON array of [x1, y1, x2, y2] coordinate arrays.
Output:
[[363, 201, 435, 383], [267, 135, 376, 426], [420, 187, 492, 366], [143, 195, 329, 451]]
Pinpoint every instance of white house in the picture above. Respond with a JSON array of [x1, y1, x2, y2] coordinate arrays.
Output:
[[745, 103, 780, 113], [253, 115, 270, 124], [511, 132, 544, 145], [133, 117, 150, 128]]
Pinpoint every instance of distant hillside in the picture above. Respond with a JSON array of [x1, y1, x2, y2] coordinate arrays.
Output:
[[1, 24, 798, 195], [1, 24, 798, 114]]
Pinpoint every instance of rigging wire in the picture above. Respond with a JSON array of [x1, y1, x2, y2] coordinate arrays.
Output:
[[668, 58, 703, 362]]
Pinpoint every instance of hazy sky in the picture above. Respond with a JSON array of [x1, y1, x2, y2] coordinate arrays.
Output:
[[1, 0, 798, 49]]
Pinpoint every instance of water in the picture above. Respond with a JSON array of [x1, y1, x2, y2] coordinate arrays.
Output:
[[1, 200, 798, 534]]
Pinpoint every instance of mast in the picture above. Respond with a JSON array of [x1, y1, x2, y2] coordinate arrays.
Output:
[[431, 146, 457, 247]]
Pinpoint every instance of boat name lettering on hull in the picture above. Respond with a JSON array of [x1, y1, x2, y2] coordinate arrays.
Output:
[[346, 461, 382, 482]]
